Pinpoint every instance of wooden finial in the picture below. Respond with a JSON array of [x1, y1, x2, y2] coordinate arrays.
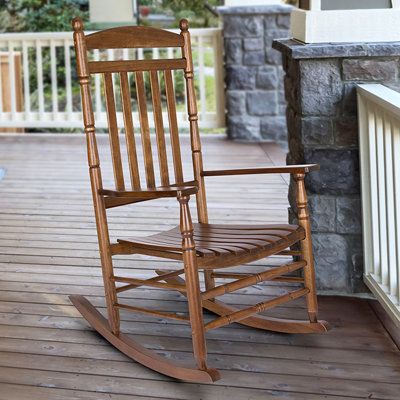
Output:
[[180, 19, 189, 32], [72, 17, 84, 32]]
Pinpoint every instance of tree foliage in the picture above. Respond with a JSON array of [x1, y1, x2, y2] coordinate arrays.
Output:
[[0, 0, 88, 32], [161, 0, 221, 27]]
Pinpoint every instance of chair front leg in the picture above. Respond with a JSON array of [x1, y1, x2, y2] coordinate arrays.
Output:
[[294, 173, 318, 323], [178, 193, 208, 371], [91, 170, 121, 335]]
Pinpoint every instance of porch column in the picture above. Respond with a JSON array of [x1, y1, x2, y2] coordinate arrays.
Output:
[[273, 39, 400, 293], [218, 4, 292, 143]]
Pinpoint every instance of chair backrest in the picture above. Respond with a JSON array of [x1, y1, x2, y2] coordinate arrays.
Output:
[[72, 18, 208, 223]]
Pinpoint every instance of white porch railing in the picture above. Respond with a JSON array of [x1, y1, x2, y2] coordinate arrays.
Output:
[[0, 28, 225, 130], [357, 84, 400, 326]]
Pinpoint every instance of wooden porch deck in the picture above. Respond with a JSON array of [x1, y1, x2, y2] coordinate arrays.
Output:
[[0, 134, 399, 399]]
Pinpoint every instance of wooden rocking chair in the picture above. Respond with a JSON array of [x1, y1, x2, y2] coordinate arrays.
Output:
[[70, 17, 329, 383]]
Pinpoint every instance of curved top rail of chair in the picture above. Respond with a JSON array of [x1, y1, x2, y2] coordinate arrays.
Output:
[[84, 25, 185, 50]]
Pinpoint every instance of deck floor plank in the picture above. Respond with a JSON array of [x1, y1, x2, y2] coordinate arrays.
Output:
[[0, 134, 399, 399]]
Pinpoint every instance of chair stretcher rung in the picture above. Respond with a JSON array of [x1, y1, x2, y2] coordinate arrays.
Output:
[[272, 276, 304, 283], [115, 303, 190, 322], [278, 250, 302, 256], [202, 261, 306, 301], [113, 275, 187, 292], [115, 269, 184, 293], [204, 287, 309, 331], [211, 272, 304, 284]]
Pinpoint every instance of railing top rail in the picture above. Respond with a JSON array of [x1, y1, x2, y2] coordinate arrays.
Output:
[[357, 83, 400, 116], [0, 28, 222, 42]]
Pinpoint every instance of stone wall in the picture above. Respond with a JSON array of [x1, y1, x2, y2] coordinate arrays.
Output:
[[218, 5, 292, 144], [273, 40, 400, 293]]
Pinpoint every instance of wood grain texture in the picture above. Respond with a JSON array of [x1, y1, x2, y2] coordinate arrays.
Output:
[[103, 72, 125, 191], [69, 17, 327, 383], [164, 69, 184, 184], [135, 71, 155, 188], [150, 71, 170, 186], [119, 72, 141, 190], [86, 26, 184, 49]]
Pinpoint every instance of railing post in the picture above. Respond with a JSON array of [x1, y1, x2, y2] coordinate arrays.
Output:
[[357, 84, 400, 325]]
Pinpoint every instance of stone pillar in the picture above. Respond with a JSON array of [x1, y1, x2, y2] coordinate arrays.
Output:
[[218, 5, 292, 144], [273, 39, 400, 294]]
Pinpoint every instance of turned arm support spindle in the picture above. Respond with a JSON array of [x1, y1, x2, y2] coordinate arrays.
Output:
[[293, 173, 310, 225]]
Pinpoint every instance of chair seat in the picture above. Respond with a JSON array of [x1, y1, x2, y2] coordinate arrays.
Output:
[[118, 223, 305, 262]]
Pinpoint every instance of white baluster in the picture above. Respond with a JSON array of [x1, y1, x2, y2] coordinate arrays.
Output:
[[50, 39, 58, 118], [393, 123, 400, 304], [36, 40, 45, 117], [94, 49, 102, 118], [214, 31, 225, 128], [8, 41, 17, 117], [22, 40, 30, 116], [198, 36, 206, 122], [0, 45, 4, 114], [376, 110, 389, 286], [367, 105, 381, 279], [64, 40, 72, 119], [383, 115, 397, 296]]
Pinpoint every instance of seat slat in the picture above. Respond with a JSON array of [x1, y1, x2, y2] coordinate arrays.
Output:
[[161, 231, 276, 248], [135, 71, 156, 188], [88, 59, 186, 74], [139, 234, 249, 255], [162, 230, 286, 243], [118, 223, 305, 260], [164, 70, 184, 184], [150, 71, 170, 186], [119, 72, 141, 190], [103, 72, 125, 191]]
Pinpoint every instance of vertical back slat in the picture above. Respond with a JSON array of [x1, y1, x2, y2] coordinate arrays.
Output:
[[135, 71, 156, 188], [150, 70, 170, 186], [120, 72, 140, 190], [104, 72, 125, 191], [120, 72, 141, 190], [164, 69, 183, 184]]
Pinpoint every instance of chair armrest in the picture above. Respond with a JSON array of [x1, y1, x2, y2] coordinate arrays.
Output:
[[99, 185, 198, 200], [201, 164, 319, 177]]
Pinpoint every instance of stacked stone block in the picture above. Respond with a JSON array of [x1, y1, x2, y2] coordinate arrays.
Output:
[[218, 5, 292, 143], [274, 40, 400, 293]]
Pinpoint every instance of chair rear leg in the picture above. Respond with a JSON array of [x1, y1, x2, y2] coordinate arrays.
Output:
[[204, 270, 215, 291], [100, 251, 121, 335], [94, 184, 120, 335]]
